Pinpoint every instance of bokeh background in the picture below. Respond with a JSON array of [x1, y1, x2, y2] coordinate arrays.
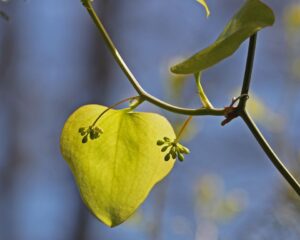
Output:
[[1, 0, 300, 239]]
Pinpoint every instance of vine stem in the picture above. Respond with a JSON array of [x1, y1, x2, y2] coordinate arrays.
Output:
[[81, 0, 224, 116], [81, 1, 300, 196], [238, 34, 257, 110], [237, 34, 300, 196], [241, 111, 300, 196]]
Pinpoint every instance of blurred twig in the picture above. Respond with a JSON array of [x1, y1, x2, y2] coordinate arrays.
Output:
[[0, 10, 9, 21]]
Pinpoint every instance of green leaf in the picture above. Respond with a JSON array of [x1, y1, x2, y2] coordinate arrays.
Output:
[[171, 0, 275, 74], [197, 0, 210, 17], [60, 105, 176, 227]]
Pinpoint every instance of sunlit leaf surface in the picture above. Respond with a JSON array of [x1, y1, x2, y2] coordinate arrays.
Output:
[[60, 105, 175, 227], [171, 0, 275, 74]]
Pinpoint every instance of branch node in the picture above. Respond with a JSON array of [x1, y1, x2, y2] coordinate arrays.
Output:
[[221, 107, 238, 126], [230, 94, 249, 107], [221, 94, 249, 126]]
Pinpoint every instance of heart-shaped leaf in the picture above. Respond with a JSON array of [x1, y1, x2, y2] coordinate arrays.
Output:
[[60, 105, 176, 227], [171, 0, 275, 74]]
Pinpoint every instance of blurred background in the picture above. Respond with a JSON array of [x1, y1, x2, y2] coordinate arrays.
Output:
[[1, 0, 300, 239]]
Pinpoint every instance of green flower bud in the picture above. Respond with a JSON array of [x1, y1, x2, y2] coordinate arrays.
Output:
[[164, 153, 171, 161], [94, 132, 100, 139], [157, 140, 165, 146], [90, 130, 95, 140], [178, 153, 185, 161], [170, 150, 177, 159], [82, 135, 88, 144], [161, 146, 169, 152], [86, 127, 92, 134], [78, 127, 85, 134], [178, 144, 190, 154], [163, 137, 170, 142], [94, 127, 104, 134], [169, 146, 176, 159]]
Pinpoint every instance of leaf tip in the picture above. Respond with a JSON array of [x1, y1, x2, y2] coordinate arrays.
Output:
[[170, 66, 176, 73], [170, 65, 185, 75]]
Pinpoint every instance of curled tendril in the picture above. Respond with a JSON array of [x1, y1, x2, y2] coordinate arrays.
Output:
[[157, 137, 190, 162], [78, 126, 103, 144]]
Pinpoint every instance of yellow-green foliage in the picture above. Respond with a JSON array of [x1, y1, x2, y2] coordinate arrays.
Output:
[[60, 105, 176, 227], [171, 0, 275, 74]]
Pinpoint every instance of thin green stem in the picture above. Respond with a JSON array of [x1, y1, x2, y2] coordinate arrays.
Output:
[[82, 0, 143, 95], [91, 96, 139, 127], [81, 0, 225, 116], [175, 116, 193, 143], [194, 72, 213, 109], [238, 34, 257, 109], [241, 110, 300, 196], [143, 93, 225, 116]]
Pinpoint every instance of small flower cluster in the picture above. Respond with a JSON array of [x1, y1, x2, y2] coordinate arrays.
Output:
[[78, 126, 103, 144], [156, 137, 190, 161]]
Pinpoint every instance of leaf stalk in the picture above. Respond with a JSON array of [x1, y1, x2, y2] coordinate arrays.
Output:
[[194, 72, 214, 109]]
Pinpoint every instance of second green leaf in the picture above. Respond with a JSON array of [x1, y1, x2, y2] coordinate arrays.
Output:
[[171, 0, 275, 74]]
